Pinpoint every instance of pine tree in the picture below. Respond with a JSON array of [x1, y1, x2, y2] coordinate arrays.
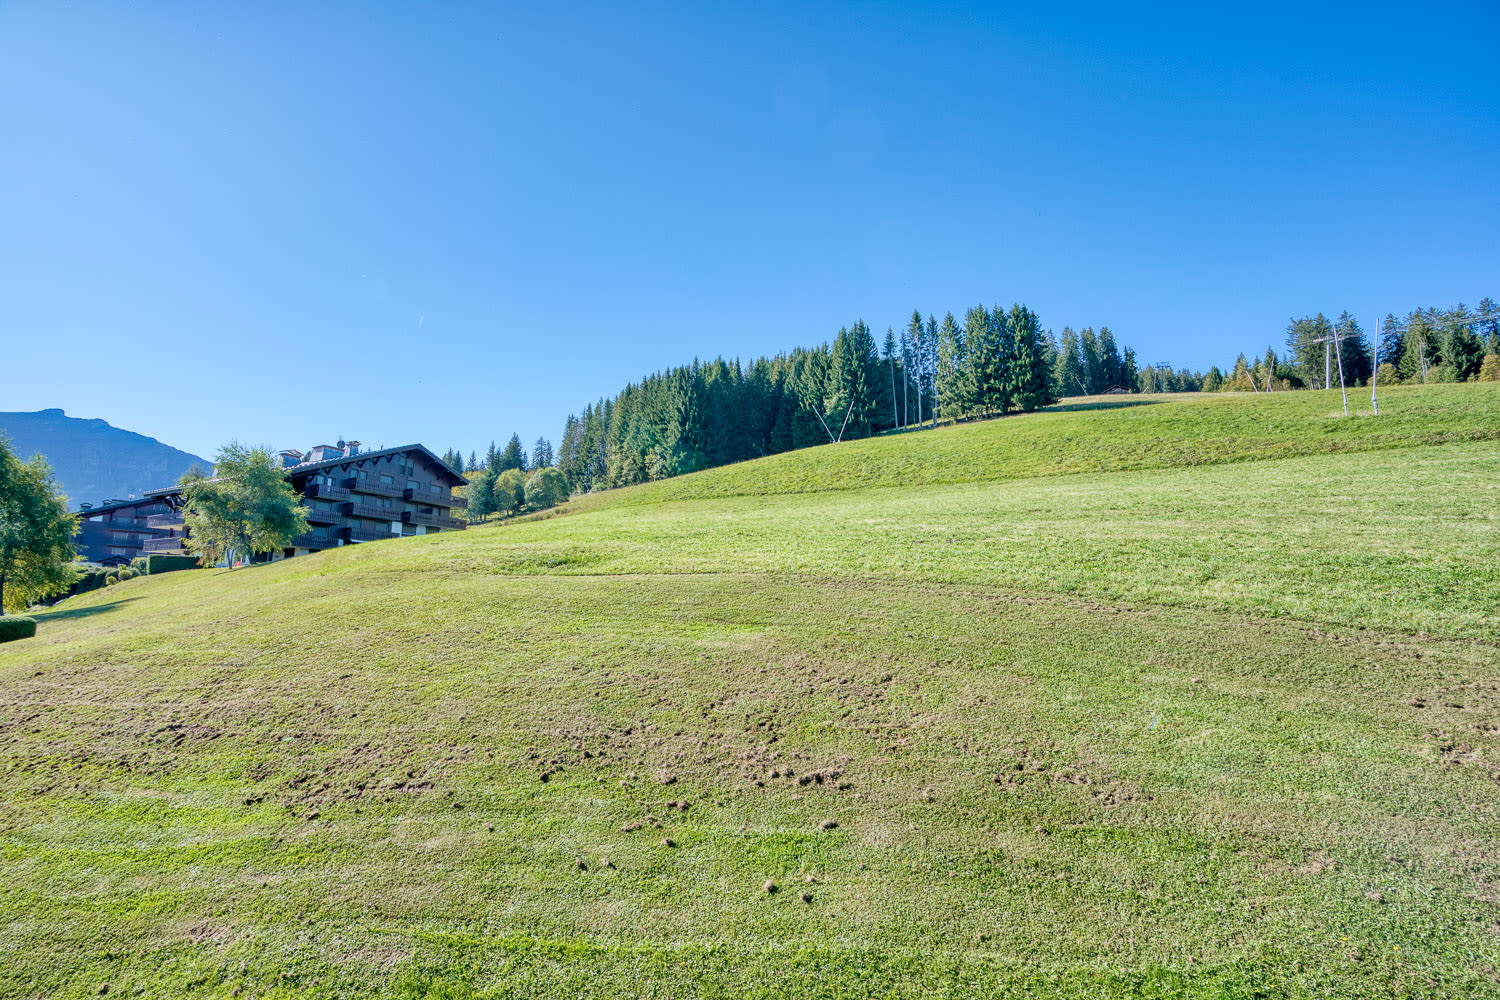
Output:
[[1007, 304, 1053, 411], [498, 434, 525, 472], [1054, 328, 1087, 397], [904, 311, 923, 426], [1079, 327, 1103, 393], [935, 313, 965, 420], [1335, 311, 1373, 385], [1097, 327, 1123, 391], [883, 328, 899, 430], [1120, 346, 1139, 393]]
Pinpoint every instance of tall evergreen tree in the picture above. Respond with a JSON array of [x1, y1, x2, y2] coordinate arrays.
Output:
[[498, 434, 526, 472], [1054, 328, 1088, 397], [882, 327, 899, 430], [935, 312, 965, 420], [1120, 346, 1139, 393], [1335, 311, 1373, 385], [1007, 304, 1053, 411], [904, 311, 924, 426]]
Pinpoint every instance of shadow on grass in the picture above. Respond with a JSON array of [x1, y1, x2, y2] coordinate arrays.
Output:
[[36, 596, 141, 621], [1044, 398, 1165, 414]]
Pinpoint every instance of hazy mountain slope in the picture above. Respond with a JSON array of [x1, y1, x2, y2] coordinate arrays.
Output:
[[0, 408, 211, 506]]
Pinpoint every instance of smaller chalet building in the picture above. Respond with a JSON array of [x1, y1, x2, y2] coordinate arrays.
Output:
[[72, 495, 184, 565], [74, 442, 467, 563]]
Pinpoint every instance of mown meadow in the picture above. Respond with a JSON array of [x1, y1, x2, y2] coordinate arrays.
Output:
[[2, 384, 1498, 998]]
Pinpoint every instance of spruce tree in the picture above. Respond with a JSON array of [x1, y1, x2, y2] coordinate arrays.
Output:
[[1007, 304, 1052, 411], [905, 311, 924, 426], [935, 313, 965, 420], [1054, 328, 1087, 397], [498, 434, 525, 472]]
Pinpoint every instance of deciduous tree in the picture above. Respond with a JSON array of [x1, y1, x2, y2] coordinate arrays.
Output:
[[0, 437, 77, 612], [180, 442, 309, 566]]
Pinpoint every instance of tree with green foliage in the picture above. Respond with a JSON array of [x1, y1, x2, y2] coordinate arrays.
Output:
[[531, 438, 554, 470], [0, 437, 77, 613], [934, 312, 965, 420], [524, 467, 569, 510], [1007, 304, 1054, 411], [179, 442, 309, 566], [1095, 327, 1124, 391], [498, 434, 526, 472], [466, 469, 496, 520], [882, 328, 900, 430], [903, 311, 923, 426], [1120, 346, 1140, 393], [494, 468, 527, 515], [1053, 327, 1087, 397]]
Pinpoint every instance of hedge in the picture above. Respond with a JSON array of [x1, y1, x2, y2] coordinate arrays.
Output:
[[0, 617, 37, 643], [72, 569, 111, 595], [146, 554, 199, 575]]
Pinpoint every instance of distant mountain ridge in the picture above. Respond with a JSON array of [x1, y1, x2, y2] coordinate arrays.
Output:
[[0, 408, 211, 507]]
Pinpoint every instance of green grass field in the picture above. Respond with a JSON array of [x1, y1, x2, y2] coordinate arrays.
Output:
[[4, 385, 1499, 998]]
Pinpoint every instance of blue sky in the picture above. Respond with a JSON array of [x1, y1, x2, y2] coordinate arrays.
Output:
[[3, 2, 1496, 461]]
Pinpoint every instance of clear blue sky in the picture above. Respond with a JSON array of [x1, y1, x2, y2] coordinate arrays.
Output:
[[3, 2, 1496, 461]]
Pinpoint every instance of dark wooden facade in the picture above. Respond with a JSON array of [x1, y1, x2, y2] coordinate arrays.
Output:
[[72, 496, 187, 564], [75, 443, 466, 562], [281, 443, 468, 555]]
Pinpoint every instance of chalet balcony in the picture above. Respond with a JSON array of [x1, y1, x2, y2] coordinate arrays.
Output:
[[432, 515, 465, 531], [340, 501, 396, 519], [304, 483, 351, 502], [304, 506, 342, 524], [346, 527, 397, 543], [291, 531, 342, 549], [143, 537, 186, 553], [403, 487, 459, 506], [146, 513, 183, 529], [447, 495, 467, 509], [347, 478, 404, 498]]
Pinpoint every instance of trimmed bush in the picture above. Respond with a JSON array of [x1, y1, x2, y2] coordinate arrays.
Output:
[[73, 569, 110, 595], [145, 554, 199, 575], [524, 467, 570, 511], [0, 617, 37, 643]]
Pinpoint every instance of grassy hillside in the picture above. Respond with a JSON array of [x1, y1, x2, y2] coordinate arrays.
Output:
[[3, 384, 1498, 998], [568, 383, 1500, 507]]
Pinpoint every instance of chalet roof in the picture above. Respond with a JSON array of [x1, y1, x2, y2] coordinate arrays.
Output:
[[132, 444, 466, 505], [73, 495, 160, 517], [282, 443, 468, 485]]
